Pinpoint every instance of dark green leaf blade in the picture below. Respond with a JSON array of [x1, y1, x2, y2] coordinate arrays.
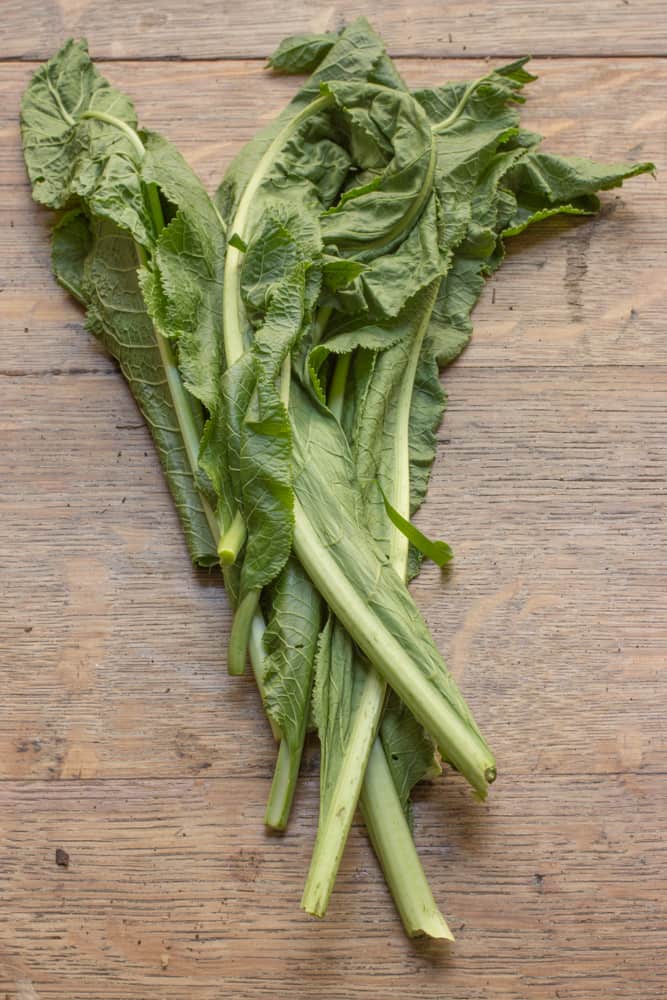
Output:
[[268, 32, 339, 74], [320, 81, 436, 255], [262, 558, 322, 828], [380, 692, 441, 824], [21, 38, 137, 209], [66, 215, 217, 566], [502, 151, 655, 204], [380, 489, 453, 568], [216, 18, 400, 223], [51, 208, 92, 302], [21, 38, 152, 245]]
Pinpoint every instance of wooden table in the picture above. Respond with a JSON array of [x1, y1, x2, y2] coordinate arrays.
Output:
[[2, 4, 666, 997]]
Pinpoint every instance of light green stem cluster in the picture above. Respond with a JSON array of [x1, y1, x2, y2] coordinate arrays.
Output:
[[301, 281, 455, 936]]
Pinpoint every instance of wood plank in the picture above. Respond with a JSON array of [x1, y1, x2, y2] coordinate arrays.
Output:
[[2, 25, 666, 998], [2, 368, 665, 780], [2, 57, 665, 373], [3, 1, 667, 59], [0, 774, 665, 999]]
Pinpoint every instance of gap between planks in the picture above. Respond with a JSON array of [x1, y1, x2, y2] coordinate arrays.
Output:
[[2, 362, 666, 379], [3, 53, 667, 64], [0, 769, 662, 784]]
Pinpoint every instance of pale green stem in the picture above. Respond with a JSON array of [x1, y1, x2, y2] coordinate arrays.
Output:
[[218, 94, 333, 570], [265, 735, 303, 832], [302, 668, 386, 917], [360, 740, 454, 940], [222, 94, 333, 369], [303, 285, 461, 924], [228, 588, 261, 676], [81, 109, 146, 159], [279, 354, 292, 407], [327, 352, 351, 422], [310, 305, 333, 348]]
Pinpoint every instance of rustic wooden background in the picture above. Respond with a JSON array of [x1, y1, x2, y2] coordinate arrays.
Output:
[[1, 2, 666, 998]]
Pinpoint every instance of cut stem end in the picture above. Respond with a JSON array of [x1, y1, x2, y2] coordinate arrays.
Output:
[[265, 738, 301, 832], [218, 509, 247, 566]]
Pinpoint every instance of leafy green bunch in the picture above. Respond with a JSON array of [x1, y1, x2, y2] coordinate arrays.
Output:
[[21, 18, 652, 938]]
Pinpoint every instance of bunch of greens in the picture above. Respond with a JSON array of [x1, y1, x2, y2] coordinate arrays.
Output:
[[21, 19, 652, 939]]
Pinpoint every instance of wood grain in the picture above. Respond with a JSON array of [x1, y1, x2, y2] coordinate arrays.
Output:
[[3, 0, 667, 59], [1, 13, 666, 1000], [0, 774, 665, 998]]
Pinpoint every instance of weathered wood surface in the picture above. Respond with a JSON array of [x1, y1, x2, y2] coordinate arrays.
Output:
[[0, 775, 664, 998], [3, 0, 667, 59], [1, 16, 667, 1000]]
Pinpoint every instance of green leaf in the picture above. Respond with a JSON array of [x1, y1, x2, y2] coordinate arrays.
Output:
[[380, 692, 441, 824], [380, 489, 453, 568], [228, 233, 247, 252], [264, 559, 322, 744], [268, 32, 339, 74], [26, 42, 225, 566], [502, 196, 597, 237], [21, 39, 155, 248], [262, 558, 322, 828], [405, 331, 448, 580], [51, 208, 92, 301], [347, 283, 441, 564], [502, 151, 655, 205], [428, 254, 485, 367], [312, 616, 369, 812], [239, 387, 294, 595], [216, 18, 394, 224], [240, 201, 321, 325], [21, 38, 139, 209], [495, 56, 537, 86], [234, 205, 324, 597], [139, 162, 225, 416], [319, 80, 436, 255], [201, 352, 252, 514], [321, 255, 367, 292], [328, 193, 447, 320], [62, 214, 217, 566], [496, 152, 654, 240], [417, 59, 535, 138]]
